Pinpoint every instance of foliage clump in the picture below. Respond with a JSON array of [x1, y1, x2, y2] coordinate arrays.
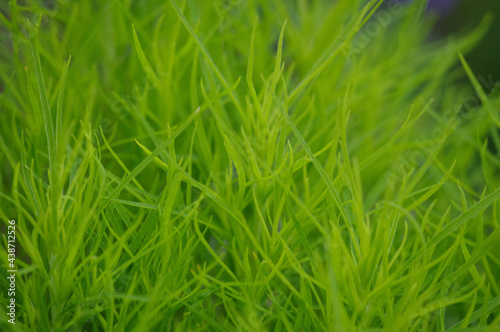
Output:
[[0, 0, 499, 330]]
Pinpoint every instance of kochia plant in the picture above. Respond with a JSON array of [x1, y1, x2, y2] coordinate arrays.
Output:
[[0, 0, 499, 331]]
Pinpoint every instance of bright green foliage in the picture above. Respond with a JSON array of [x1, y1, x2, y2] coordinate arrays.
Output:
[[0, 0, 499, 331]]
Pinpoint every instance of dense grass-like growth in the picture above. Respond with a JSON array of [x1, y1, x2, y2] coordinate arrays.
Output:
[[1, 0, 500, 330]]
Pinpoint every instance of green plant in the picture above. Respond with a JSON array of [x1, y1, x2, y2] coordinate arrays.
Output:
[[0, 0, 499, 330]]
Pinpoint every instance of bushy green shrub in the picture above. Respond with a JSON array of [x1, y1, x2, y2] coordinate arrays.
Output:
[[0, 0, 499, 330]]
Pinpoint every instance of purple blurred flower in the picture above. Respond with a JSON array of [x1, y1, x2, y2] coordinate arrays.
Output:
[[395, 0, 459, 14], [427, 0, 458, 14]]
